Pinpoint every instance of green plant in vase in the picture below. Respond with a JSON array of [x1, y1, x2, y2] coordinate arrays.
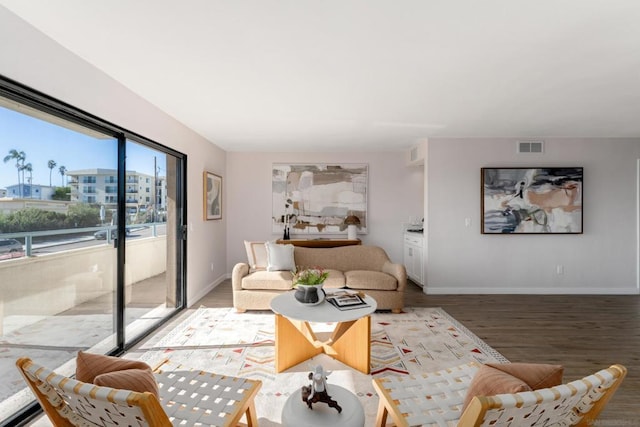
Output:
[[292, 267, 329, 305], [293, 267, 329, 286]]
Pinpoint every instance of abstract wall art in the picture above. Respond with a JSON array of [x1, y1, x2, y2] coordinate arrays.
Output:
[[272, 163, 368, 235], [203, 171, 222, 220], [481, 167, 583, 234]]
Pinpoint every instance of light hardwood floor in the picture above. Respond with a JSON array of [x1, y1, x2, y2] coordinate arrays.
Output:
[[193, 280, 639, 425]]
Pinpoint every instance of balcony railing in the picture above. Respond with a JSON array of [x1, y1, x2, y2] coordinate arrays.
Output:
[[0, 225, 170, 423], [0, 223, 165, 257]]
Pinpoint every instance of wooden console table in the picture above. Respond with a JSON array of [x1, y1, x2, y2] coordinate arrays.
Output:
[[276, 239, 361, 248]]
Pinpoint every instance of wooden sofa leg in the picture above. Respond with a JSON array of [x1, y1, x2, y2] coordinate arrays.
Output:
[[391, 308, 402, 314], [235, 307, 247, 313]]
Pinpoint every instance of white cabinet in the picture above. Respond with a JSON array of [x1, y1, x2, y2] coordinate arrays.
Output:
[[403, 233, 424, 287]]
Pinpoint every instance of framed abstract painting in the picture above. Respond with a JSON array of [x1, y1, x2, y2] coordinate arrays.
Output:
[[272, 163, 368, 235], [481, 167, 583, 234], [203, 171, 222, 220]]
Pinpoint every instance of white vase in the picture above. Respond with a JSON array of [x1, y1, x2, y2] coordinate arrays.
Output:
[[347, 224, 357, 240]]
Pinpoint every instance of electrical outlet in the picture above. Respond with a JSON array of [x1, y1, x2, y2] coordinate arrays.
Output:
[[210, 263, 214, 271], [465, 218, 471, 227], [556, 265, 564, 275]]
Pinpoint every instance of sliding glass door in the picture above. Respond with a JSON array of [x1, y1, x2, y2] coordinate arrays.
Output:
[[123, 140, 184, 344], [0, 78, 186, 425]]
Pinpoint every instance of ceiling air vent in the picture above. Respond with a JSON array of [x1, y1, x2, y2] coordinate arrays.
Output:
[[517, 140, 544, 153]]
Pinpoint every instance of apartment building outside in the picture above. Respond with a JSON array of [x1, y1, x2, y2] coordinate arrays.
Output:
[[66, 168, 166, 216]]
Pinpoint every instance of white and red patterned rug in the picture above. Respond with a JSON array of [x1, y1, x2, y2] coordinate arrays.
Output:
[[130, 307, 507, 426]]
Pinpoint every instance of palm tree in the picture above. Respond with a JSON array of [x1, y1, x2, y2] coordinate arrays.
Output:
[[22, 163, 33, 198], [58, 165, 67, 186], [48, 160, 57, 187], [3, 149, 26, 197]]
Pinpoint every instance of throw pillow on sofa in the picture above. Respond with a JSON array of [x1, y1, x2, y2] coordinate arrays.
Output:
[[265, 241, 295, 271], [244, 240, 268, 271]]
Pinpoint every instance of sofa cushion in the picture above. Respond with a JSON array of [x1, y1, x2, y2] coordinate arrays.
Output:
[[294, 246, 392, 272], [266, 241, 296, 271], [244, 240, 268, 271], [345, 270, 397, 290], [242, 270, 294, 290], [322, 269, 346, 289]]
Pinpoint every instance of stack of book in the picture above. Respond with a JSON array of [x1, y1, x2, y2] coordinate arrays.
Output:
[[326, 291, 369, 311]]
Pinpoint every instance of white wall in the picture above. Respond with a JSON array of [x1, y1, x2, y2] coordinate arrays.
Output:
[[9, 6, 632, 297], [226, 152, 424, 272], [426, 137, 640, 294], [0, 8, 227, 305]]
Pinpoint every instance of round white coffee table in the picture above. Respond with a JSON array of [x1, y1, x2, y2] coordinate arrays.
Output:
[[281, 384, 364, 427], [270, 291, 377, 374]]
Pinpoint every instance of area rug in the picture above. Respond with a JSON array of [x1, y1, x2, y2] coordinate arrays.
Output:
[[130, 307, 508, 426]]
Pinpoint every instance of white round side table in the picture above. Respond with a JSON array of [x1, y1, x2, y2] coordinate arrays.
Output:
[[281, 384, 364, 427]]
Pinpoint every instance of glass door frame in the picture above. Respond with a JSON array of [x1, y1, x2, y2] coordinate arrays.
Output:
[[0, 75, 187, 426], [118, 134, 188, 350]]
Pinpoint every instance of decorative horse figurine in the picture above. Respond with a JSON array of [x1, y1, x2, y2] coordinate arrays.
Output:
[[301, 365, 342, 413]]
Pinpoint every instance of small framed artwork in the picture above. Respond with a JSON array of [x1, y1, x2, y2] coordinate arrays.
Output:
[[481, 167, 583, 234], [203, 171, 222, 220]]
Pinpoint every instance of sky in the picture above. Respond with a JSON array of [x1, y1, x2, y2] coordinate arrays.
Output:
[[0, 105, 166, 189]]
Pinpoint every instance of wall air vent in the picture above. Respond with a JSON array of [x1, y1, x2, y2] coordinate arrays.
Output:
[[410, 146, 418, 162], [517, 140, 544, 153]]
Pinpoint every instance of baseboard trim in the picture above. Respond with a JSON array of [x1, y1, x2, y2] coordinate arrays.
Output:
[[425, 286, 639, 295], [188, 274, 228, 307]]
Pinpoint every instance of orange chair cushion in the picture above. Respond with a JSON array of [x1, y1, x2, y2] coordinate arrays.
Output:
[[76, 351, 159, 397], [94, 368, 159, 397], [485, 362, 564, 390], [462, 363, 564, 411]]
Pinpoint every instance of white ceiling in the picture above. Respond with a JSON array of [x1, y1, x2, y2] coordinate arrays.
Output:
[[2, 1, 640, 152]]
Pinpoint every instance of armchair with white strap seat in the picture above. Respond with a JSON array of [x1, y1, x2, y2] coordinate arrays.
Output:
[[372, 361, 626, 427], [16, 357, 262, 427]]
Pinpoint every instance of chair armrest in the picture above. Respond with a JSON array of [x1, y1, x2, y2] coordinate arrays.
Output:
[[382, 261, 407, 292], [232, 263, 250, 291]]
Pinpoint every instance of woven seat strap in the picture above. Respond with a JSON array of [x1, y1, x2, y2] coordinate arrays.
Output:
[[376, 362, 479, 426], [155, 369, 260, 427]]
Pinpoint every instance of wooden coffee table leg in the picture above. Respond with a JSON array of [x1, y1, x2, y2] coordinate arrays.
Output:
[[274, 314, 371, 374], [274, 314, 323, 372], [328, 315, 371, 374]]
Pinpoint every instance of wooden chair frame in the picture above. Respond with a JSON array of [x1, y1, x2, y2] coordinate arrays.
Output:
[[373, 362, 626, 427], [16, 357, 261, 427]]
